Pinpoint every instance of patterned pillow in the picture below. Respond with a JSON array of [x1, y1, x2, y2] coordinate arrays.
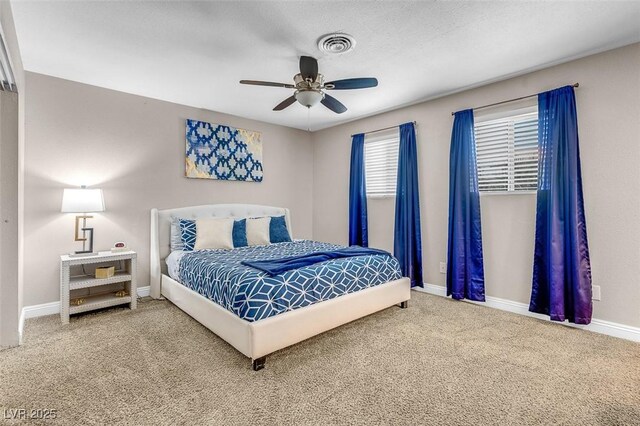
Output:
[[170, 216, 184, 251], [179, 219, 197, 251], [233, 219, 248, 248], [269, 215, 291, 243]]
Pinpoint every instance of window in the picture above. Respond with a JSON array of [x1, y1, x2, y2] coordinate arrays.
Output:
[[364, 129, 399, 197], [474, 107, 539, 193]]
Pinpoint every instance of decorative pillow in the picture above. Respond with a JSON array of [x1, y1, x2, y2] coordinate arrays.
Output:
[[269, 215, 291, 243], [233, 219, 248, 248], [246, 217, 271, 246], [179, 219, 197, 251], [194, 218, 234, 250], [170, 216, 185, 251]]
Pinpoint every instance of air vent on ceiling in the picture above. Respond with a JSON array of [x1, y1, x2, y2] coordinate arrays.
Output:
[[317, 33, 356, 55]]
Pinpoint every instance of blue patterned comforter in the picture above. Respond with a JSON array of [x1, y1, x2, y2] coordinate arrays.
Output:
[[178, 240, 402, 322]]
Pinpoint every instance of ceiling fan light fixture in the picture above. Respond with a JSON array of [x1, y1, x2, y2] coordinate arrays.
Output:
[[295, 90, 323, 108]]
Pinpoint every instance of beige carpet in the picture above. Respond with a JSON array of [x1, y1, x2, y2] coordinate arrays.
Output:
[[1, 292, 639, 425]]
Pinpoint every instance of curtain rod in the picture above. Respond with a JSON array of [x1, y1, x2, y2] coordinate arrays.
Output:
[[351, 121, 416, 137], [451, 83, 579, 116]]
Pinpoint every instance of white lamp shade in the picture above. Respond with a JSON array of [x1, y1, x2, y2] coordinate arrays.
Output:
[[61, 188, 105, 213]]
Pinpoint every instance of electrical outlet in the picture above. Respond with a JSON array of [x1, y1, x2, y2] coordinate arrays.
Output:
[[439, 262, 447, 274], [592, 285, 601, 301]]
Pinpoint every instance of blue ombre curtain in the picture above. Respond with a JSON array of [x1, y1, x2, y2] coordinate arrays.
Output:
[[529, 86, 592, 324], [349, 133, 368, 246], [394, 122, 423, 287], [446, 110, 485, 301]]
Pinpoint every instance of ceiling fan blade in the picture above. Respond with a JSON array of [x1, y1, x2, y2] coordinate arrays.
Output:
[[321, 93, 347, 114], [240, 80, 295, 89], [273, 95, 297, 111], [325, 78, 378, 90], [299, 56, 318, 81]]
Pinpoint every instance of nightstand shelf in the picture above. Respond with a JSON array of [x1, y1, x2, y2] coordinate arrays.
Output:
[[69, 292, 133, 315], [60, 250, 137, 323], [69, 271, 133, 290]]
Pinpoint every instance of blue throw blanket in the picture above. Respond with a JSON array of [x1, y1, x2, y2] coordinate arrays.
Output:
[[241, 246, 393, 276]]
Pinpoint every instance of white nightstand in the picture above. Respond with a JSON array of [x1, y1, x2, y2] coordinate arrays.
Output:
[[60, 250, 137, 324]]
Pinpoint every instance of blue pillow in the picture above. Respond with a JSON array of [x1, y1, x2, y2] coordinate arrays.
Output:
[[269, 215, 291, 243], [233, 219, 248, 248], [179, 219, 196, 251]]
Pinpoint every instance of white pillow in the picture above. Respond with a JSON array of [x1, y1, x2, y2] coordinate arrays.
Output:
[[194, 218, 234, 250], [246, 217, 271, 246]]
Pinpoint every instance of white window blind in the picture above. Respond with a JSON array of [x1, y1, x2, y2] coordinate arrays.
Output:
[[364, 129, 399, 197], [474, 110, 539, 193]]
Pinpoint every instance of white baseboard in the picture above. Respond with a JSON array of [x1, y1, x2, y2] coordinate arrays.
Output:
[[19, 286, 151, 338], [419, 283, 447, 297], [22, 300, 60, 320], [414, 284, 640, 343]]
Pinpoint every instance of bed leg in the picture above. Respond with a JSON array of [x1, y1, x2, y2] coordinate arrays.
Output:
[[252, 357, 266, 371], [400, 301, 408, 309]]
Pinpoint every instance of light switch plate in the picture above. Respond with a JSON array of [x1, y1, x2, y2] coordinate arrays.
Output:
[[592, 285, 601, 301]]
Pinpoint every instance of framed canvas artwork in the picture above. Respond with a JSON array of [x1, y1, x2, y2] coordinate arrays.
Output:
[[185, 119, 263, 182]]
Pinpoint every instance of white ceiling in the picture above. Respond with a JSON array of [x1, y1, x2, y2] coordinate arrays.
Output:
[[11, 1, 640, 131]]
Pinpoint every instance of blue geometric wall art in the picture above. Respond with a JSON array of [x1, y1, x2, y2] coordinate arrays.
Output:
[[185, 119, 263, 182]]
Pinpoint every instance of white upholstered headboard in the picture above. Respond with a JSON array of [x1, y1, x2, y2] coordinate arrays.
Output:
[[150, 204, 291, 299]]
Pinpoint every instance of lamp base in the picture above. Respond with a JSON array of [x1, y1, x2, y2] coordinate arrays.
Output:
[[78, 227, 94, 254]]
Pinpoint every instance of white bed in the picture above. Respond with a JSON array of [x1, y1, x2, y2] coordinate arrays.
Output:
[[150, 203, 411, 370]]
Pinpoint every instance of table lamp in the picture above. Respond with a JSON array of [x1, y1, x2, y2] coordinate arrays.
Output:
[[61, 186, 105, 255]]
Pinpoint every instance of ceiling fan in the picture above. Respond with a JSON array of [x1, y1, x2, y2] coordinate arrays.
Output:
[[239, 56, 378, 114]]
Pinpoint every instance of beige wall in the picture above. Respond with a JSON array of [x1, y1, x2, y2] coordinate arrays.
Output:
[[23, 72, 313, 306], [312, 43, 640, 328], [0, 1, 24, 349]]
